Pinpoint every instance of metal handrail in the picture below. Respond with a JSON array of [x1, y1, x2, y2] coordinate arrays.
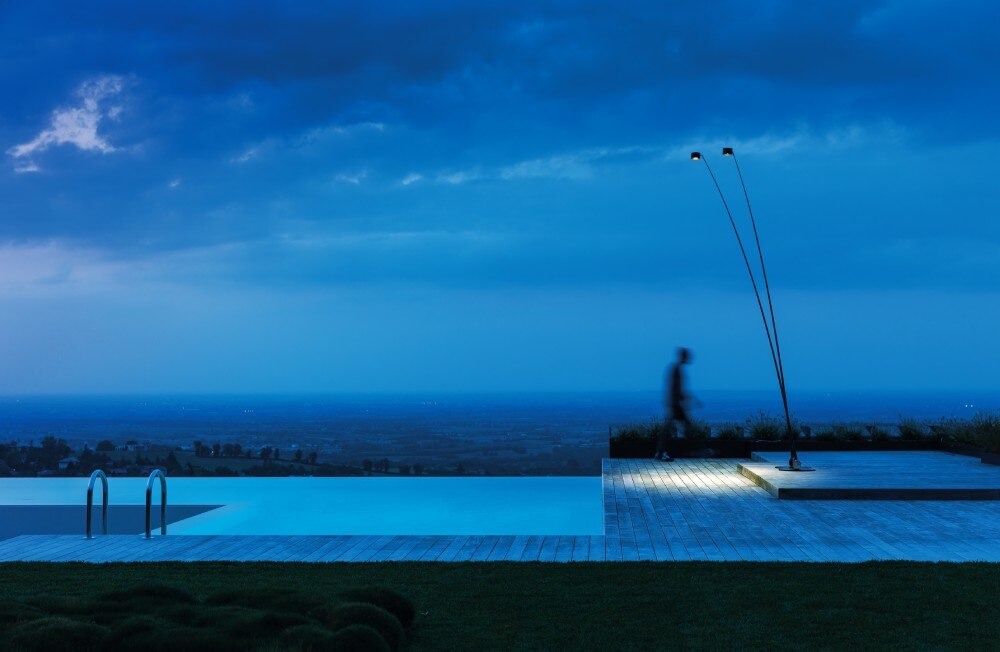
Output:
[[86, 470, 108, 539], [144, 469, 167, 539]]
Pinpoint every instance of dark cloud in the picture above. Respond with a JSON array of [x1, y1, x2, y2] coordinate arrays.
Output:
[[0, 0, 998, 293]]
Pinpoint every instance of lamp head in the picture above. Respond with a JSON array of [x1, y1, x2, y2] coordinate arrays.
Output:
[[690, 151, 702, 161], [722, 147, 734, 156]]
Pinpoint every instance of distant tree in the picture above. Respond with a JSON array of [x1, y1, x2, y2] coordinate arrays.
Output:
[[222, 443, 235, 458], [398, 464, 410, 475], [307, 452, 318, 464], [6, 451, 21, 470], [456, 465, 465, 475], [38, 436, 70, 470], [294, 449, 303, 462], [164, 451, 182, 475], [211, 443, 221, 458], [274, 448, 281, 460], [193, 441, 204, 457], [96, 440, 115, 452], [260, 447, 272, 461], [362, 459, 373, 473], [413, 463, 424, 476], [245, 449, 253, 458], [381, 458, 390, 473], [234, 443, 243, 457]]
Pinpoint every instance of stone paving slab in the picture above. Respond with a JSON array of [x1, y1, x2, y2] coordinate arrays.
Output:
[[739, 451, 1000, 500], [1, 457, 998, 562]]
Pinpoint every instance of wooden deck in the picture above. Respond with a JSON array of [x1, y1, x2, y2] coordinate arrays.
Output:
[[1, 457, 998, 562], [739, 451, 1000, 500]]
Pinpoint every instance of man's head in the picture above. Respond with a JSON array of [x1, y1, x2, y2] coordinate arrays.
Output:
[[677, 347, 692, 364]]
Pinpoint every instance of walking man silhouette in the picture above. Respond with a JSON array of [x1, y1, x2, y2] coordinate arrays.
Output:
[[655, 347, 696, 462]]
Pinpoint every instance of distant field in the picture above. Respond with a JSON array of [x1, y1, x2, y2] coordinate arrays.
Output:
[[1, 562, 997, 650]]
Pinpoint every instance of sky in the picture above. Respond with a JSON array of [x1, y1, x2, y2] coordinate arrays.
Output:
[[1, 0, 999, 394]]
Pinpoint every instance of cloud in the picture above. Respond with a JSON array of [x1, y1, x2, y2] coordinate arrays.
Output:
[[231, 147, 259, 164], [400, 173, 423, 186], [430, 145, 673, 184], [334, 170, 367, 185], [0, 240, 128, 296], [7, 75, 126, 171]]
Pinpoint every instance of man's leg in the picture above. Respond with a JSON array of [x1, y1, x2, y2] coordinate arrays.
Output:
[[656, 417, 675, 461], [654, 418, 667, 458]]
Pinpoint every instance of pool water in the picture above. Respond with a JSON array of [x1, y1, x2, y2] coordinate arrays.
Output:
[[0, 477, 603, 536]]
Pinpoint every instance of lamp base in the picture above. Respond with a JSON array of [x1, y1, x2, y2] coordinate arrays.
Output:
[[775, 465, 815, 472]]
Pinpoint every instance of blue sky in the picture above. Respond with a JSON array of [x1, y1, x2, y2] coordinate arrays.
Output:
[[1, 0, 999, 394]]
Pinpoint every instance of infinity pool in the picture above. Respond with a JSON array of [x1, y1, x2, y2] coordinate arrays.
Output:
[[0, 477, 603, 537]]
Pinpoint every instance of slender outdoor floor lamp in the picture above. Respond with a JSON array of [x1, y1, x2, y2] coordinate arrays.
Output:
[[691, 149, 812, 471]]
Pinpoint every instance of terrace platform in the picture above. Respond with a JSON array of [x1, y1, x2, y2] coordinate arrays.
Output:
[[1, 455, 999, 562], [738, 451, 1000, 500]]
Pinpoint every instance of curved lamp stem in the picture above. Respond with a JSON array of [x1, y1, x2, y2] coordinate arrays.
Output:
[[728, 152, 799, 468], [693, 150, 811, 471]]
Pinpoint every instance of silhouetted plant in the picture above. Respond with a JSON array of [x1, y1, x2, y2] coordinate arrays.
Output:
[[685, 420, 711, 441], [830, 424, 866, 442], [813, 427, 838, 442], [868, 424, 891, 442], [897, 418, 925, 440], [715, 423, 744, 440], [611, 419, 667, 442], [971, 411, 1000, 453], [746, 412, 783, 440]]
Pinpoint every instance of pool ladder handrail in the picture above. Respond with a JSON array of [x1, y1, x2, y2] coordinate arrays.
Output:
[[144, 469, 167, 539], [86, 469, 109, 539]]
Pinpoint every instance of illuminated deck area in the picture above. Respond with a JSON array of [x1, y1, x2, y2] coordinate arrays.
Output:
[[1, 456, 998, 562]]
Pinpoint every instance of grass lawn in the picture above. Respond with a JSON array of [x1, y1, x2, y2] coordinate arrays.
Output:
[[1, 561, 997, 650]]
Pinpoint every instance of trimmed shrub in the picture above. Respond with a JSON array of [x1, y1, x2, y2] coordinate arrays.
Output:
[[0, 601, 44, 625], [277, 624, 336, 651], [21, 595, 90, 616], [339, 588, 416, 629], [100, 584, 197, 605], [326, 624, 392, 652], [206, 588, 327, 616], [102, 615, 242, 652], [323, 603, 404, 651], [246, 610, 314, 639], [7, 616, 109, 652], [715, 423, 743, 440]]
